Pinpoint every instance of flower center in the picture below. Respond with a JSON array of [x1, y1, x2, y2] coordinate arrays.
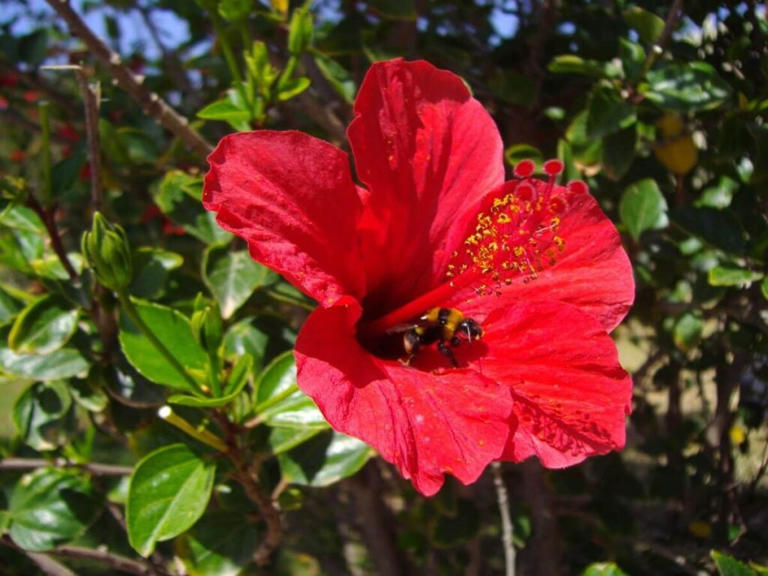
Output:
[[360, 159, 585, 339]]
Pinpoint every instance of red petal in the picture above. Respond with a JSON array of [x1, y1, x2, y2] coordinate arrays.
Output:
[[203, 131, 365, 305], [457, 179, 634, 331], [295, 297, 513, 496], [475, 301, 632, 467], [347, 59, 504, 312]]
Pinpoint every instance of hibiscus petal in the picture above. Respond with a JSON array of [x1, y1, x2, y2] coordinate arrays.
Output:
[[347, 59, 504, 312], [474, 301, 632, 467], [457, 179, 634, 331], [203, 130, 365, 306], [295, 297, 513, 496]]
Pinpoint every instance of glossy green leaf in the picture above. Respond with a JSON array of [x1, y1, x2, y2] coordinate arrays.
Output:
[[581, 562, 630, 576], [169, 354, 253, 408], [177, 510, 260, 576], [197, 97, 251, 123], [619, 38, 646, 81], [153, 171, 232, 245], [712, 551, 757, 576], [8, 468, 100, 551], [13, 381, 74, 451], [130, 247, 184, 299], [587, 84, 636, 139], [0, 342, 89, 381], [268, 426, 324, 455], [119, 299, 207, 391], [276, 76, 311, 101], [287, 7, 313, 54], [9, 295, 79, 354], [222, 317, 269, 370], [548, 55, 604, 77], [203, 246, 277, 319], [619, 179, 668, 240], [708, 266, 764, 288], [622, 5, 665, 45], [0, 204, 45, 234], [278, 430, 374, 487], [255, 351, 327, 429], [127, 444, 216, 557], [644, 62, 732, 112]]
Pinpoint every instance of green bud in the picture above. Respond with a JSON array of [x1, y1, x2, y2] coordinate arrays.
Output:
[[191, 294, 223, 352], [81, 212, 133, 291]]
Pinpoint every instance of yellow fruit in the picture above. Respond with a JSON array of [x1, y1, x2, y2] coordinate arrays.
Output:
[[654, 114, 698, 175]]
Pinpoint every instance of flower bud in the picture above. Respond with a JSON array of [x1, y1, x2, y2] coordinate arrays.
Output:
[[191, 294, 223, 352], [81, 212, 133, 291]]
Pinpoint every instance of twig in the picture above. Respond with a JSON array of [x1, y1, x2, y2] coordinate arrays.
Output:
[[45, 0, 213, 162], [51, 545, 163, 576], [643, 0, 684, 72], [235, 462, 283, 566], [25, 195, 79, 282], [1, 537, 76, 576], [492, 463, 515, 576], [0, 457, 132, 476], [74, 70, 104, 211]]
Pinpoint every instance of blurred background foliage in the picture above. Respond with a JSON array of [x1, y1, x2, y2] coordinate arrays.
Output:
[[0, 0, 767, 574]]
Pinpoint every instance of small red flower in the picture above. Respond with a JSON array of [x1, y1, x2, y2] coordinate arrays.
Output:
[[203, 59, 634, 495]]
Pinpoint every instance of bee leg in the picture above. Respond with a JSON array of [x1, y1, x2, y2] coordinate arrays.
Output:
[[402, 331, 421, 366], [437, 340, 458, 367]]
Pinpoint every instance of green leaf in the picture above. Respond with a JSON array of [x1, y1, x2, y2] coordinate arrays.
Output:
[[276, 76, 311, 101], [130, 247, 184, 299], [581, 562, 630, 576], [8, 468, 100, 551], [711, 551, 757, 576], [619, 178, 668, 240], [169, 354, 253, 408], [153, 171, 233, 245], [547, 55, 604, 77], [51, 147, 87, 198], [619, 38, 646, 81], [119, 299, 207, 391], [222, 317, 269, 370], [673, 207, 746, 255], [622, 5, 665, 45], [761, 278, 768, 300], [673, 313, 703, 353], [313, 54, 356, 103], [203, 246, 278, 319], [0, 286, 22, 324], [708, 266, 764, 288], [13, 381, 74, 451], [197, 96, 251, 123], [587, 84, 636, 139], [0, 205, 45, 234], [278, 430, 373, 487], [602, 126, 637, 181], [9, 295, 79, 354], [255, 351, 327, 429], [177, 510, 260, 576], [0, 341, 89, 381], [644, 62, 732, 112], [505, 144, 543, 167], [127, 444, 216, 557], [218, 0, 253, 21]]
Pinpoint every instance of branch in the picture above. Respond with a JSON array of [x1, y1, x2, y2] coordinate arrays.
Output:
[[643, 0, 684, 71], [235, 463, 283, 566], [492, 463, 516, 576], [50, 545, 163, 576], [0, 457, 132, 476], [44, 0, 213, 162], [26, 195, 79, 282], [74, 70, 103, 211]]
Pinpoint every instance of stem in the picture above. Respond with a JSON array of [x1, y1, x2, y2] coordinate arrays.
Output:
[[0, 458, 132, 476], [642, 0, 684, 73], [208, 349, 222, 397], [51, 546, 163, 576], [74, 70, 104, 212], [44, 0, 212, 161], [26, 195, 79, 282], [492, 463, 515, 576], [212, 17, 249, 107], [117, 291, 201, 393], [158, 406, 228, 452], [38, 101, 53, 207]]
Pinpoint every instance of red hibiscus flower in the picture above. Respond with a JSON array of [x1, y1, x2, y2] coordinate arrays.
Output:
[[203, 59, 634, 496]]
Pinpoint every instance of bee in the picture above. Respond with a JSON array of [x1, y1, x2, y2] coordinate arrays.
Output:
[[401, 307, 483, 367]]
